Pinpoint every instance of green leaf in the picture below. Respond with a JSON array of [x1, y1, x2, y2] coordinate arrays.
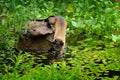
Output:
[[111, 34, 117, 42]]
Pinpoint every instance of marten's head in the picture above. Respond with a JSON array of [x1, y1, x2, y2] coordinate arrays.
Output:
[[52, 39, 64, 51]]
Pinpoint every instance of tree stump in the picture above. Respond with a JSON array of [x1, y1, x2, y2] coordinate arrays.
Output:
[[16, 21, 54, 54]]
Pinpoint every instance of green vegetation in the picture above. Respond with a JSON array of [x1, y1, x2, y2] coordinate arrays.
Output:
[[0, 0, 120, 80]]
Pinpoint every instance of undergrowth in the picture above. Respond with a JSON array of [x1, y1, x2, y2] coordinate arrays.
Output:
[[0, 0, 120, 80]]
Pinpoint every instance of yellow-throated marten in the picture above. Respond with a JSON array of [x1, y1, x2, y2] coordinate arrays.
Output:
[[45, 16, 67, 58]]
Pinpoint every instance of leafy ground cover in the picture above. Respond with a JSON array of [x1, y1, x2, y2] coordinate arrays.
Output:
[[0, 0, 120, 80]]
